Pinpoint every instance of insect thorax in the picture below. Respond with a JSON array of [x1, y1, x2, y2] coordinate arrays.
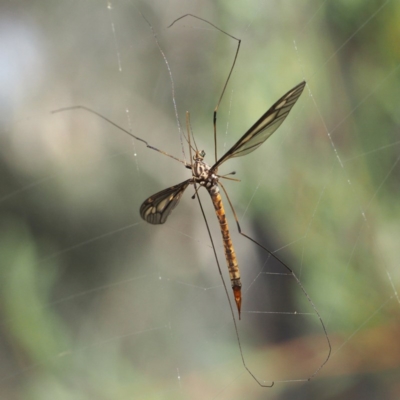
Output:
[[193, 152, 219, 195]]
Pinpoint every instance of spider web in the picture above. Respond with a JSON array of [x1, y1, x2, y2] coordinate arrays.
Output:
[[1, 1, 399, 399]]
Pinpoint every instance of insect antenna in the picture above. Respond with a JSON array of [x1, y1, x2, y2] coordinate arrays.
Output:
[[186, 112, 195, 169], [185, 111, 200, 155], [185, 111, 199, 156], [185, 112, 201, 200]]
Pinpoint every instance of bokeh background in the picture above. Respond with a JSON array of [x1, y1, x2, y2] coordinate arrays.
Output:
[[0, 1, 399, 399]]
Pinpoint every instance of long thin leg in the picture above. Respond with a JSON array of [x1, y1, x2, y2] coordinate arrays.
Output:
[[168, 14, 241, 164], [140, 11, 188, 162], [51, 106, 189, 167], [219, 182, 294, 274], [219, 182, 332, 381], [194, 186, 274, 388]]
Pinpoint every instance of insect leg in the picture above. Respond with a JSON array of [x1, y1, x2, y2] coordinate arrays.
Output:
[[168, 14, 241, 165], [51, 106, 189, 167], [218, 181, 331, 380], [194, 185, 274, 388]]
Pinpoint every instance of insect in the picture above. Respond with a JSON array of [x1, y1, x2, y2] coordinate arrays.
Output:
[[53, 13, 330, 386], [139, 81, 306, 319]]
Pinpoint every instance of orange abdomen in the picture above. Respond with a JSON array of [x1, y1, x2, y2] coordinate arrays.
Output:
[[210, 191, 242, 319]]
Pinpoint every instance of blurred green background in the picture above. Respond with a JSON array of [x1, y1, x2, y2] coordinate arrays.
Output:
[[0, 0, 399, 399]]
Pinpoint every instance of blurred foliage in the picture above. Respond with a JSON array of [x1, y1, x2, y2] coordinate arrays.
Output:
[[0, 1, 399, 399]]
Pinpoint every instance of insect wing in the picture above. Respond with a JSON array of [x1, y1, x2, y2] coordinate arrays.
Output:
[[140, 180, 191, 224], [212, 81, 306, 169]]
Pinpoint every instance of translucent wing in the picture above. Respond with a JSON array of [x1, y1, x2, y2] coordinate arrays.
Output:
[[140, 180, 191, 225], [212, 81, 306, 169]]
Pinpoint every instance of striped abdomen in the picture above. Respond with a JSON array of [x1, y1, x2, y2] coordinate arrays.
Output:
[[209, 190, 242, 319]]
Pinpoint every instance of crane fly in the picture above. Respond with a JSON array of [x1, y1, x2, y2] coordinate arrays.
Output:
[[52, 13, 331, 387], [140, 81, 306, 319]]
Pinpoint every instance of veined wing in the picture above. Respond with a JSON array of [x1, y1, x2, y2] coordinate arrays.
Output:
[[212, 81, 306, 170], [140, 180, 191, 224]]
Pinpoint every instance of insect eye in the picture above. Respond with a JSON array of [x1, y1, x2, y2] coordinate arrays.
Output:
[[200, 150, 206, 157]]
